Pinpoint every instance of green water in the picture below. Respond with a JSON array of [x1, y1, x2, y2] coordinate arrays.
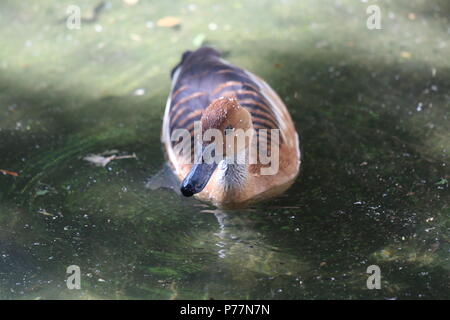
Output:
[[0, 0, 449, 299]]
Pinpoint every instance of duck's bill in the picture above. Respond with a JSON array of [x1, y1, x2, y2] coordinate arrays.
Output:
[[180, 162, 218, 197]]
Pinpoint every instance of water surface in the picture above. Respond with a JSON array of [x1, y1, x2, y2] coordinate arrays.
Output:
[[0, 0, 449, 299]]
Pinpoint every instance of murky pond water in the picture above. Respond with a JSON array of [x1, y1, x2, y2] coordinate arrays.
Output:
[[0, 0, 449, 299]]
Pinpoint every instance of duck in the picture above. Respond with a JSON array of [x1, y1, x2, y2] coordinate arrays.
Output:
[[161, 47, 300, 207]]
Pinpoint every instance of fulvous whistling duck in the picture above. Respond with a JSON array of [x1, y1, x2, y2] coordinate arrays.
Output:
[[161, 47, 300, 207]]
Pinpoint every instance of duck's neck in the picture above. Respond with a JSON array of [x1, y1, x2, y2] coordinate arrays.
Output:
[[217, 161, 247, 192], [217, 151, 248, 193]]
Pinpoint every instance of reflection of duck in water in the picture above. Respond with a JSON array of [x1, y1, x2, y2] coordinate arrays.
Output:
[[161, 47, 301, 207], [200, 208, 310, 284]]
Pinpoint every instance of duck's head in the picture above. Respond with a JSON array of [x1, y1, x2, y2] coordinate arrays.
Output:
[[180, 97, 253, 197]]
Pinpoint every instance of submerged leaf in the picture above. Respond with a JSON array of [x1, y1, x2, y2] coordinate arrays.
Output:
[[36, 190, 49, 196], [435, 178, 448, 185]]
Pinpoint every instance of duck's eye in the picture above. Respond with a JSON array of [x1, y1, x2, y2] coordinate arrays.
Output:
[[224, 125, 233, 135]]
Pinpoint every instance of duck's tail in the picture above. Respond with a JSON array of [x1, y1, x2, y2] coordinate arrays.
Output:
[[170, 47, 221, 79]]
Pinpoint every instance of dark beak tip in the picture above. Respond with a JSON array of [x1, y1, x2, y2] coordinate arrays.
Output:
[[180, 184, 195, 197], [180, 162, 217, 198]]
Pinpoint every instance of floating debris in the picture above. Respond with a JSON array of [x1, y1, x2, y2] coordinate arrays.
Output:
[[123, 0, 139, 5], [0, 169, 18, 177], [100, 149, 120, 156], [130, 33, 142, 42], [156, 16, 181, 28], [133, 88, 145, 96], [408, 13, 416, 20], [35, 190, 49, 197], [37, 209, 53, 217], [192, 33, 206, 47], [58, 1, 106, 24], [400, 51, 412, 59], [208, 23, 218, 31], [381, 249, 391, 258], [83, 152, 137, 167]]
